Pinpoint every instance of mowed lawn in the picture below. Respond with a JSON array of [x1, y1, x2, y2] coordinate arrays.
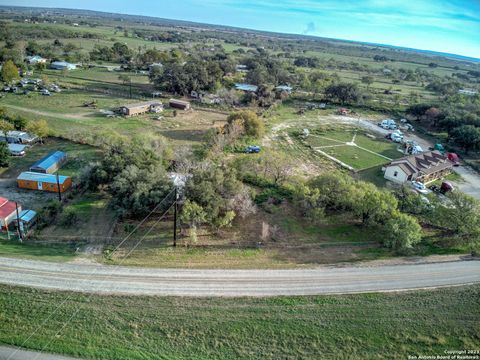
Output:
[[306, 128, 402, 170], [0, 284, 478, 359]]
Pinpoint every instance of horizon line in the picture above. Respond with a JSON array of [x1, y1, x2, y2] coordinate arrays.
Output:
[[1, 3, 479, 63]]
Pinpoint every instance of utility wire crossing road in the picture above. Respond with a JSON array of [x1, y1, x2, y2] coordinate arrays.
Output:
[[0, 257, 479, 296]]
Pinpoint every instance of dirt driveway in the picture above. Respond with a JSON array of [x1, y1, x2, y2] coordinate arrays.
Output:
[[451, 166, 480, 199]]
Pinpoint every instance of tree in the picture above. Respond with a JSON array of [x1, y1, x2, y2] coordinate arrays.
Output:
[[26, 119, 49, 143], [1, 60, 19, 83], [361, 75, 374, 89], [227, 111, 264, 139], [0, 119, 14, 138], [118, 74, 132, 98], [383, 212, 422, 250], [0, 142, 9, 168], [325, 82, 361, 104], [450, 125, 480, 153], [179, 200, 207, 244], [257, 150, 294, 185], [349, 182, 398, 226]]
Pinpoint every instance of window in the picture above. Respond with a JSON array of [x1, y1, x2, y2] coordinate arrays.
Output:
[[393, 171, 398, 177]]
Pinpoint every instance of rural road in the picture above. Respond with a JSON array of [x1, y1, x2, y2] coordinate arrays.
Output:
[[0, 257, 479, 296], [0, 345, 79, 360]]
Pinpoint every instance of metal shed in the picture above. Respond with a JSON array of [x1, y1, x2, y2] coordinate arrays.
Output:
[[30, 151, 67, 174]]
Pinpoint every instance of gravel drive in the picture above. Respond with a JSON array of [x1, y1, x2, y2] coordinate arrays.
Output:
[[0, 257, 478, 297]]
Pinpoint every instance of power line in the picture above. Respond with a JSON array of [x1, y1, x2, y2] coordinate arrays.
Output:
[[7, 188, 176, 360], [31, 202, 176, 360]]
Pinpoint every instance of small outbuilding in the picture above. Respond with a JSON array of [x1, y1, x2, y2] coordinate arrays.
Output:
[[16, 209, 37, 233], [50, 61, 77, 70], [120, 101, 163, 116], [17, 172, 72, 193], [30, 151, 67, 174], [26, 55, 47, 65], [169, 99, 191, 110], [0, 197, 21, 230]]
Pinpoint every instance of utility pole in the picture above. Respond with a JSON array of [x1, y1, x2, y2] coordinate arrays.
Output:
[[56, 173, 62, 202], [15, 202, 23, 242], [173, 187, 178, 247]]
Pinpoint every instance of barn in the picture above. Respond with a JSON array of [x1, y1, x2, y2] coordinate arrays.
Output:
[[0, 197, 21, 230], [30, 151, 67, 174], [17, 172, 72, 193], [120, 101, 163, 116], [169, 99, 191, 110]]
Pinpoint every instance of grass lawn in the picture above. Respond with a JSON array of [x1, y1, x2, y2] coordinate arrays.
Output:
[[0, 284, 478, 359], [322, 144, 390, 170], [0, 240, 76, 262]]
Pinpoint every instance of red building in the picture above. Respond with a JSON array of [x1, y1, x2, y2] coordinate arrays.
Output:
[[0, 197, 20, 230]]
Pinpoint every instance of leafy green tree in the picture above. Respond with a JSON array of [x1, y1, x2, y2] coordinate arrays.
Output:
[[349, 182, 397, 226], [184, 165, 245, 228], [383, 212, 422, 250], [0, 119, 14, 138], [227, 111, 265, 139], [325, 82, 361, 104], [26, 119, 49, 143], [1, 60, 19, 83], [450, 125, 480, 153], [0, 142, 9, 168], [361, 75, 374, 89]]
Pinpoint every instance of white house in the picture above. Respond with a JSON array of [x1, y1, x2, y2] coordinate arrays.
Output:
[[26, 55, 47, 65], [384, 151, 453, 184]]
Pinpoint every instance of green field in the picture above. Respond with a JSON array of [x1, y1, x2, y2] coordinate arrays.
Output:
[[0, 284, 478, 359], [305, 129, 402, 170]]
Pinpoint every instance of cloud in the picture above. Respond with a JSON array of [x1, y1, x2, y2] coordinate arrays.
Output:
[[303, 21, 316, 34]]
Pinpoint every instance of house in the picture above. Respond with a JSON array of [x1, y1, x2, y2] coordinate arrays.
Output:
[[0, 131, 38, 144], [30, 151, 67, 174], [49, 61, 77, 70], [17, 172, 72, 193], [8, 143, 27, 156], [120, 101, 163, 116], [234, 83, 258, 92], [169, 99, 191, 110], [26, 55, 47, 65], [0, 197, 21, 230], [383, 151, 454, 184]]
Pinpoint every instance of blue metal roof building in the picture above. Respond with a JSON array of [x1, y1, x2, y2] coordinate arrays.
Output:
[[30, 151, 67, 174], [17, 172, 70, 184], [234, 83, 258, 92]]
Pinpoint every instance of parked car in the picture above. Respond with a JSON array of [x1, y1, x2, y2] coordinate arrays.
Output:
[[411, 181, 429, 194], [245, 145, 261, 153], [40, 89, 51, 96], [429, 182, 454, 194]]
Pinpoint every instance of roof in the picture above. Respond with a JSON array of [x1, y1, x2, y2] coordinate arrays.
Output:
[[235, 83, 258, 92], [17, 171, 70, 185], [8, 144, 27, 152], [17, 209, 37, 222], [121, 101, 162, 110], [51, 61, 74, 66], [169, 99, 190, 105], [30, 151, 66, 171], [0, 198, 17, 219], [388, 151, 453, 177], [3, 131, 37, 140], [275, 85, 292, 91]]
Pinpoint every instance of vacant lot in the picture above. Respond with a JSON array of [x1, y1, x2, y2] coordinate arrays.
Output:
[[0, 284, 478, 359]]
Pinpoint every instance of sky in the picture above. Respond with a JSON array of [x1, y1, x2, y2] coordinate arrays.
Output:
[[2, 0, 480, 59]]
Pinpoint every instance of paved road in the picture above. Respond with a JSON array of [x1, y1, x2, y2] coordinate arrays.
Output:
[[0, 345, 79, 360], [0, 257, 479, 296], [452, 166, 480, 200]]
